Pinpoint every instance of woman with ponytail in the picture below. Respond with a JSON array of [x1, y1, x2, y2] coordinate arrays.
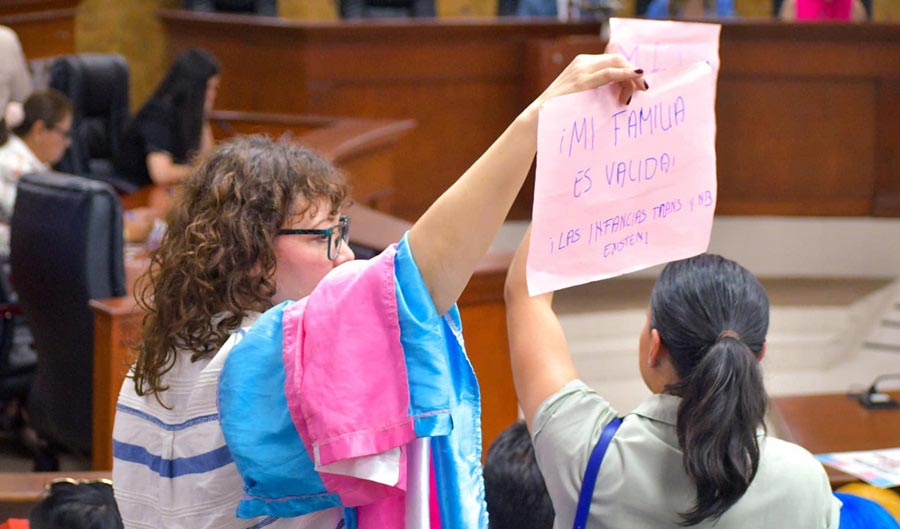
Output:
[[504, 228, 841, 528]]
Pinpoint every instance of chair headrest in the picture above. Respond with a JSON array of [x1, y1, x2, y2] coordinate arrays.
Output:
[[49, 54, 130, 118]]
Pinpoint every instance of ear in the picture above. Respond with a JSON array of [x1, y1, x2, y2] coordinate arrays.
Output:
[[757, 340, 767, 362], [31, 119, 48, 135], [648, 327, 664, 367]]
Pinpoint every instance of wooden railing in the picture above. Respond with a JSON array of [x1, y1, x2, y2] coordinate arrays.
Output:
[[159, 11, 900, 219]]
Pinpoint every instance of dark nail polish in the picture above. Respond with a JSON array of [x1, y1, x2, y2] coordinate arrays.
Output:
[[634, 69, 644, 74], [626, 96, 632, 105], [644, 80, 649, 90]]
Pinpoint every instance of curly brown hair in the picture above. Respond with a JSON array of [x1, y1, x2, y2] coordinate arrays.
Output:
[[132, 135, 349, 401]]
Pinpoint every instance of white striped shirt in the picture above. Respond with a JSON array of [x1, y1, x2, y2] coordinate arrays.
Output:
[[112, 315, 344, 529]]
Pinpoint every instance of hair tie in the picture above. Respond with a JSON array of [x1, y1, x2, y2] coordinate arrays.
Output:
[[716, 330, 742, 343]]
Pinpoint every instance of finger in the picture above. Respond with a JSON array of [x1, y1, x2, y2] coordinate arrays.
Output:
[[619, 83, 636, 106], [630, 77, 646, 95], [587, 66, 644, 90]]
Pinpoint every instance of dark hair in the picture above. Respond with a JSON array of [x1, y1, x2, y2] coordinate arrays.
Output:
[[7, 89, 73, 140], [146, 47, 220, 157], [132, 135, 348, 402], [649, 253, 769, 526], [484, 420, 555, 529], [29, 482, 123, 529]]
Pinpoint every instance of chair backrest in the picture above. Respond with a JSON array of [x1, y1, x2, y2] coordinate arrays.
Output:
[[10, 171, 126, 455], [49, 54, 130, 181]]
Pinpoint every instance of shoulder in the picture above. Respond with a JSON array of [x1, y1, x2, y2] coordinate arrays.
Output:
[[762, 437, 826, 474], [136, 99, 176, 124], [0, 26, 19, 47], [532, 380, 618, 445], [758, 436, 834, 495]]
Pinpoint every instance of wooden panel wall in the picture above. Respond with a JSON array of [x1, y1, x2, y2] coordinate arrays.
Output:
[[0, 0, 78, 59], [161, 13, 900, 219], [160, 12, 605, 220], [529, 25, 900, 217], [76, 0, 180, 111]]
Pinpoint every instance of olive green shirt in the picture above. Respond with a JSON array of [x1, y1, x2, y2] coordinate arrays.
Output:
[[532, 380, 841, 529]]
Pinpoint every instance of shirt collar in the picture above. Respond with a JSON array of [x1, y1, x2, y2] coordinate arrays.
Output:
[[631, 392, 682, 426], [10, 135, 48, 171]]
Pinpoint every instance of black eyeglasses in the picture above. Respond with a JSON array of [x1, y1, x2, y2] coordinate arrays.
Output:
[[278, 215, 350, 261], [50, 125, 72, 139]]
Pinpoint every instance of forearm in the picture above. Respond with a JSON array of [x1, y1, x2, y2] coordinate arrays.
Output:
[[147, 153, 191, 186], [200, 121, 215, 156], [504, 230, 579, 427], [408, 108, 539, 314], [409, 53, 645, 315], [505, 292, 579, 429]]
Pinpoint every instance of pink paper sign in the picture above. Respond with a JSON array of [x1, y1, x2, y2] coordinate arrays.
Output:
[[528, 21, 721, 296], [608, 18, 721, 75]]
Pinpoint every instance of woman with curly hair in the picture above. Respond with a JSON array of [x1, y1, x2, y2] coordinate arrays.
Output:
[[111, 55, 648, 529]]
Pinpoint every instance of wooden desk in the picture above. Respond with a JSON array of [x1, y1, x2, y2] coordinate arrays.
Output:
[[159, 12, 900, 219], [209, 111, 416, 211], [769, 392, 900, 487]]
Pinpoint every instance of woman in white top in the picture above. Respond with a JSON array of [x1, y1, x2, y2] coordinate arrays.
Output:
[[0, 89, 72, 254], [504, 229, 841, 529]]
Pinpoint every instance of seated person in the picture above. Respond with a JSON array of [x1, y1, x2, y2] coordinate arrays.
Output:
[[484, 420, 554, 529], [182, 0, 277, 16], [114, 48, 220, 189], [29, 478, 123, 529], [0, 89, 72, 255], [645, 0, 736, 18], [504, 229, 841, 528]]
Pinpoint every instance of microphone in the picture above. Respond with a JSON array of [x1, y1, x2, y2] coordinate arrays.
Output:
[[858, 373, 900, 410]]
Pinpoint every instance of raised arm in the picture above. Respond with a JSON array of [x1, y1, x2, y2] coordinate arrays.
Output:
[[408, 54, 645, 314], [504, 227, 578, 428]]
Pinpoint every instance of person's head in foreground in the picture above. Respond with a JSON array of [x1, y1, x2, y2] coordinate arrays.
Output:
[[484, 420, 554, 529], [29, 479, 123, 529], [644, 253, 769, 524], [133, 135, 352, 399]]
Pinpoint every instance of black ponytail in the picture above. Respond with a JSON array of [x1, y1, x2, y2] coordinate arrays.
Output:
[[650, 254, 769, 526]]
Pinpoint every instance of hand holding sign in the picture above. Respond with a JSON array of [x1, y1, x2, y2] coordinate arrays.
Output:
[[527, 19, 721, 295]]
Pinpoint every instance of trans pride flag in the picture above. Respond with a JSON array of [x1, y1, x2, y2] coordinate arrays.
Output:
[[219, 234, 488, 529]]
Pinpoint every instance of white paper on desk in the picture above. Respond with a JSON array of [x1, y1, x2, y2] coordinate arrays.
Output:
[[816, 447, 900, 488]]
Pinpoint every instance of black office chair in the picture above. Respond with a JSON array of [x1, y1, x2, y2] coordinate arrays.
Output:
[[10, 171, 126, 461], [49, 54, 138, 194], [0, 279, 34, 428]]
